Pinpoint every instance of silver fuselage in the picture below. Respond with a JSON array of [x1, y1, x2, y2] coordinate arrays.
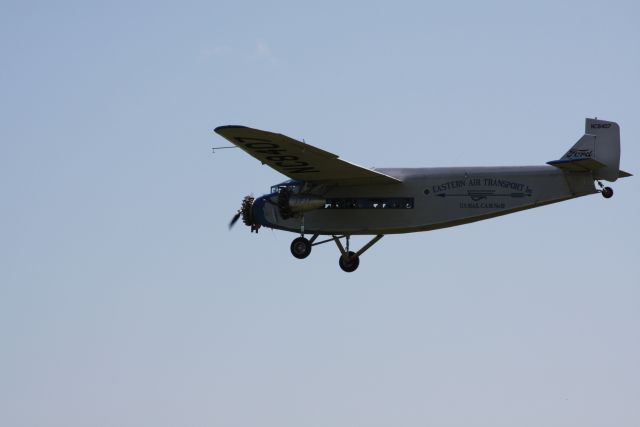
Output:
[[253, 166, 596, 235]]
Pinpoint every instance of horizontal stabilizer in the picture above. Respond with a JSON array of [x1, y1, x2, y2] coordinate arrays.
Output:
[[547, 158, 606, 172]]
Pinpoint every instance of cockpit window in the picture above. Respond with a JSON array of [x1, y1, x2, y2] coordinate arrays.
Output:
[[270, 180, 302, 194]]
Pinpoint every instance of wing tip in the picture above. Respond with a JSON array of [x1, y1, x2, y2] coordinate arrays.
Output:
[[214, 125, 249, 134]]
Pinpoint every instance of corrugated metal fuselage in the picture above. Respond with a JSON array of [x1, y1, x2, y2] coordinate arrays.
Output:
[[252, 166, 596, 235]]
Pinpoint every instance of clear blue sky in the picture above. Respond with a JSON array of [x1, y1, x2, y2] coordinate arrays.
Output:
[[1, 1, 639, 426]]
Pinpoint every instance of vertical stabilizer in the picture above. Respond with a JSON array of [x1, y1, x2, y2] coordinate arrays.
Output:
[[549, 118, 621, 182]]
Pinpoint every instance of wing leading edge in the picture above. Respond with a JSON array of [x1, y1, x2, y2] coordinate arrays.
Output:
[[214, 126, 401, 185]]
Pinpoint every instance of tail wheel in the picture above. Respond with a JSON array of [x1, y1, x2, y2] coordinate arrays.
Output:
[[601, 187, 614, 199], [339, 251, 360, 272], [291, 237, 312, 259]]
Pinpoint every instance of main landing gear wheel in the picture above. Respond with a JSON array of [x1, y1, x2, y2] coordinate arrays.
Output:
[[290, 237, 312, 259], [339, 251, 360, 272], [601, 187, 614, 199]]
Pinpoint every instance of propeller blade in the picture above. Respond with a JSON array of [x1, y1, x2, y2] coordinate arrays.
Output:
[[228, 212, 241, 229]]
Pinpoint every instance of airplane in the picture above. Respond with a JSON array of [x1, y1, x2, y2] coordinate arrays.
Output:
[[216, 118, 631, 272]]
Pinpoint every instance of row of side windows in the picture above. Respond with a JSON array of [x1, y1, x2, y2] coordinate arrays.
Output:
[[324, 197, 414, 209]]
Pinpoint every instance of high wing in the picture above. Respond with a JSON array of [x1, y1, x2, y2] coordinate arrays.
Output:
[[214, 126, 401, 185]]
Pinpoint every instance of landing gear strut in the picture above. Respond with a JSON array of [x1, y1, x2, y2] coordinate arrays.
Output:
[[333, 234, 384, 273], [596, 181, 614, 199], [289, 233, 385, 272]]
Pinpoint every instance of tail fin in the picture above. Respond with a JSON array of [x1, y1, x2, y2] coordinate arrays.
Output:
[[547, 118, 621, 182]]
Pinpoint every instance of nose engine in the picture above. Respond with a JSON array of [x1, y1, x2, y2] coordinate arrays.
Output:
[[229, 186, 326, 233], [228, 195, 261, 233]]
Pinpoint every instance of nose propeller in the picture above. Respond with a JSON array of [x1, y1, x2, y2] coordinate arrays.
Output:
[[228, 211, 242, 229]]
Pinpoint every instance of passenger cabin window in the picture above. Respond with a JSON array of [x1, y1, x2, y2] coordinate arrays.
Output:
[[324, 197, 414, 209]]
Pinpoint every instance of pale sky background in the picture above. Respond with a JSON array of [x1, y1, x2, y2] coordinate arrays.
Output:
[[1, 1, 639, 426]]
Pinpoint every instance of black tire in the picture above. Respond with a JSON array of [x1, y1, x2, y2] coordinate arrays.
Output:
[[602, 187, 614, 199], [290, 237, 312, 259], [339, 251, 360, 272]]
